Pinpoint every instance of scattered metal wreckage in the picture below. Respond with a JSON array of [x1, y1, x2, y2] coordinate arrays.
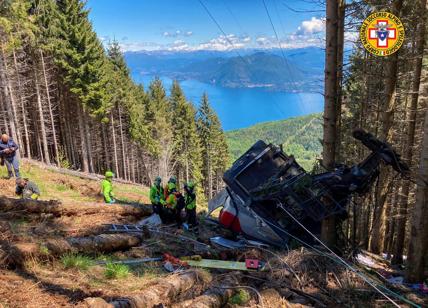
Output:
[[208, 129, 409, 247]]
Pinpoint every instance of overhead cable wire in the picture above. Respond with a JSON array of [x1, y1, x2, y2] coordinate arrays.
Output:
[[198, 0, 247, 64], [275, 201, 418, 308]]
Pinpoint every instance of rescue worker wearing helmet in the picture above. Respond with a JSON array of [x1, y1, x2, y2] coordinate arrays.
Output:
[[150, 176, 165, 216], [164, 179, 185, 225], [102, 171, 115, 204], [184, 181, 198, 229], [163, 176, 177, 200]]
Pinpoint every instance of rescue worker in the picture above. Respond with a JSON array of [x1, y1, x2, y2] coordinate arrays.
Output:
[[150, 176, 165, 215], [15, 178, 40, 200], [163, 176, 177, 200], [0, 134, 20, 178], [184, 181, 198, 229], [101, 171, 115, 204], [164, 180, 185, 225]]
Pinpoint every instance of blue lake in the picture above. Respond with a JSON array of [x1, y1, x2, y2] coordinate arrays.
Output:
[[132, 74, 324, 131]]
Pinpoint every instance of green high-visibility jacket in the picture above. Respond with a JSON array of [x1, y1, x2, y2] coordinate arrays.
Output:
[[150, 184, 165, 205], [185, 192, 196, 210], [166, 192, 177, 209], [101, 179, 115, 203]]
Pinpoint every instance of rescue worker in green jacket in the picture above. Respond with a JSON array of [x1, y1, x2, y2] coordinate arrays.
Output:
[[163, 176, 177, 200], [150, 176, 165, 216], [164, 181, 185, 225], [184, 181, 198, 228], [101, 171, 115, 204], [15, 178, 40, 200]]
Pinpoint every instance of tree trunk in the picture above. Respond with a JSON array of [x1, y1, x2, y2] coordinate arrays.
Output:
[[77, 102, 89, 172], [110, 112, 119, 175], [40, 49, 60, 166], [406, 76, 428, 282], [118, 104, 128, 180], [321, 0, 340, 247], [370, 0, 403, 254], [34, 68, 51, 164], [12, 49, 31, 158], [392, 2, 427, 265], [0, 46, 20, 155]]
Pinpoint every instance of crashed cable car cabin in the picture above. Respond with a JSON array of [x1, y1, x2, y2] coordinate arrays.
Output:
[[209, 129, 409, 247]]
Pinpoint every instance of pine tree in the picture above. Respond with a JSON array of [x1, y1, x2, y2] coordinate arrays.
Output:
[[197, 93, 228, 199], [147, 78, 173, 181], [170, 81, 204, 193]]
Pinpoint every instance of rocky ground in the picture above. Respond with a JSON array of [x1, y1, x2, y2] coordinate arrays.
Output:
[[0, 161, 426, 307]]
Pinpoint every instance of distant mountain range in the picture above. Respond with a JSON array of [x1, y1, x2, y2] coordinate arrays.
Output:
[[124, 47, 324, 92], [226, 113, 323, 170]]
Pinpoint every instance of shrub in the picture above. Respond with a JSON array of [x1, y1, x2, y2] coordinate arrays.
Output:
[[229, 289, 251, 305], [104, 262, 130, 279]]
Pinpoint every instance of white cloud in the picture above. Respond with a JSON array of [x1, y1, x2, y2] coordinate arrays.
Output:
[[163, 29, 193, 38], [296, 17, 325, 35]]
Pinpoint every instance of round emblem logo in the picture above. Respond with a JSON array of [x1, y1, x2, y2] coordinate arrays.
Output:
[[360, 11, 405, 57]]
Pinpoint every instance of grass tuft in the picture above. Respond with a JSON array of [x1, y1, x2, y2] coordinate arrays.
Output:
[[229, 289, 251, 305], [61, 253, 94, 270], [104, 262, 130, 279]]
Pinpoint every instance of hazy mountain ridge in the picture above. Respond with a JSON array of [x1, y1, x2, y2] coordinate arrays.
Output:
[[124, 47, 324, 92]]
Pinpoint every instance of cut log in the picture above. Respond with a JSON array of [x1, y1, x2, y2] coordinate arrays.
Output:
[[81, 297, 114, 308], [111, 270, 211, 308], [172, 287, 234, 308], [0, 197, 152, 218], [2, 234, 142, 266]]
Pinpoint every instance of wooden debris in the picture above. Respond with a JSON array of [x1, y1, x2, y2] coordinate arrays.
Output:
[[172, 287, 235, 308], [111, 270, 211, 308]]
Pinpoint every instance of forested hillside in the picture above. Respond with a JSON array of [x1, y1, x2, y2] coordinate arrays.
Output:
[[0, 0, 229, 199], [322, 0, 427, 283], [227, 113, 322, 170]]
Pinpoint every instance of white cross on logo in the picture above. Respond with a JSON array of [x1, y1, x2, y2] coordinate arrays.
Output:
[[369, 20, 396, 48]]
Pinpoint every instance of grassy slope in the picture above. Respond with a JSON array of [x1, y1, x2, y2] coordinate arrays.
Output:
[[0, 160, 149, 205], [226, 113, 323, 171]]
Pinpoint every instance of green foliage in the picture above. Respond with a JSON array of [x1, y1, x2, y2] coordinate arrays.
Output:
[[61, 253, 94, 270], [170, 81, 204, 197], [39, 245, 50, 255], [58, 147, 71, 169], [197, 93, 229, 198], [104, 262, 130, 279], [226, 113, 322, 170], [228, 289, 251, 305]]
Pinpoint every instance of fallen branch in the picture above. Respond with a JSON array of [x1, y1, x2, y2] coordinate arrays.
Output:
[[111, 270, 211, 308]]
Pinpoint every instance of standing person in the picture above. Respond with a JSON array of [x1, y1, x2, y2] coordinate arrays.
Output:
[[0, 134, 20, 179], [101, 171, 115, 204], [164, 181, 185, 225], [163, 176, 177, 200], [15, 178, 40, 200], [184, 182, 198, 230], [150, 176, 165, 216]]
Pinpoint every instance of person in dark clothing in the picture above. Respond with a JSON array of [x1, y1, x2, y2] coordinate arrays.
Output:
[[16, 178, 40, 200], [184, 181, 198, 229], [164, 181, 185, 225], [0, 134, 20, 178]]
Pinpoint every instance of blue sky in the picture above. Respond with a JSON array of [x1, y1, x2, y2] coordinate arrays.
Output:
[[86, 0, 328, 52]]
